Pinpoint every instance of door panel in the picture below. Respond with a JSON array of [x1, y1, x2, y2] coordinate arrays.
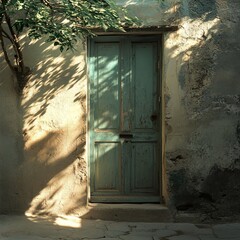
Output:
[[132, 43, 158, 131], [90, 36, 161, 202], [94, 42, 120, 130], [94, 142, 121, 194], [130, 142, 158, 194]]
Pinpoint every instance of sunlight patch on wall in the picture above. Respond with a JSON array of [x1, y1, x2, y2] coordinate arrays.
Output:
[[165, 17, 220, 59], [163, 14, 220, 151], [25, 159, 87, 216], [164, 3, 180, 14]]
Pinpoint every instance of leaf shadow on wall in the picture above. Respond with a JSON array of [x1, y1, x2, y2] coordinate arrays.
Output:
[[1, 0, 239, 224], [1, 38, 88, 215]]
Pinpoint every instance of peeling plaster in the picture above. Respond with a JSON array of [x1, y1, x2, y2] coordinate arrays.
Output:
[[1, 0, 240, 219]]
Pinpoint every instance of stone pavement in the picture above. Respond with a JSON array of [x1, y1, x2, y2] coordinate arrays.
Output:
[[1, 215, 240, 240]]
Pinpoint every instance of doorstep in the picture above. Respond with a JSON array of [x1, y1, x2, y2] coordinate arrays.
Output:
[[82, 203, 173, 222]]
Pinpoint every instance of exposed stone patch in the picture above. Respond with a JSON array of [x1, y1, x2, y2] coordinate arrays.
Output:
[[73, 157, 87, 183], [189, 0, 217, 20], [168, 164, 240, 220], [201, 166, 240, 217]]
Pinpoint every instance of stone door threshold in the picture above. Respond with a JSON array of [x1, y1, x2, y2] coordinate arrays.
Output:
[[83, 203, 173, 222]]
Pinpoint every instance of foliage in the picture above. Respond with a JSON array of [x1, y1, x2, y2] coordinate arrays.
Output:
[[0, 0, 138, 92]]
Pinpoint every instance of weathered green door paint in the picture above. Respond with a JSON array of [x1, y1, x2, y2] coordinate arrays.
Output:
[[89, 36, 161, 202]]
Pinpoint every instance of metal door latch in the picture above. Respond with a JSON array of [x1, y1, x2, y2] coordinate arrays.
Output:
[[119, 133, 133, 138]]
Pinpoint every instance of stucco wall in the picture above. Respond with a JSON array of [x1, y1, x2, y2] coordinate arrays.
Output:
[[0, 39, 88, 215], [0, 0, 240, 220], [163, 0, 240, 220]]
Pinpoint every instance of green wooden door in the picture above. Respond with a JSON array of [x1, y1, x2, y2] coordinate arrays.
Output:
[[89, 36, 161, 202]]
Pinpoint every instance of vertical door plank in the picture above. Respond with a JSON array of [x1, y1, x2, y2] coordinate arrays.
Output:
[[121, 39, 132, 132], [132, 43, 158, 131], [129, 41, 160, 197]]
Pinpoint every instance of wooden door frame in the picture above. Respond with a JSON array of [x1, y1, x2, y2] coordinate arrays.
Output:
[[86, 33, 165, 204]]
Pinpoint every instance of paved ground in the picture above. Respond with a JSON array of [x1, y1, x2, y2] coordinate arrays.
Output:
[[1, 215, 240, 240]]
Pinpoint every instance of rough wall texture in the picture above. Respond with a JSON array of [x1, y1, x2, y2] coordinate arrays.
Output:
[[119, 0, 240, 220], [0, 39, 88, 216], [0, 0, 240, 220], [163, 0, 240, 220]]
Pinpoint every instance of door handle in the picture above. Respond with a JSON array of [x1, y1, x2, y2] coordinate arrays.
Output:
[[119, 133, 133, 138], [150, 114, 158, 121]]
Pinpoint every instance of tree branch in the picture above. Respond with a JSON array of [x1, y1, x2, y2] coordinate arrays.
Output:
[[0, 26, 15, 73], [1, 27, 14, 43], [1, 1, 25, 72]]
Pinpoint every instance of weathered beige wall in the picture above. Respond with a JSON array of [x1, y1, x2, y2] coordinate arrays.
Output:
[[162, 0, 240, 219], [0, 38, 88, 215], [1, 0, 240, 219]]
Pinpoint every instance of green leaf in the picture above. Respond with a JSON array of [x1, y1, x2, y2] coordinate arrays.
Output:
[[14, 20, 25, 33], [1, 0, 140, 52], [48, 35, 56, 41]]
